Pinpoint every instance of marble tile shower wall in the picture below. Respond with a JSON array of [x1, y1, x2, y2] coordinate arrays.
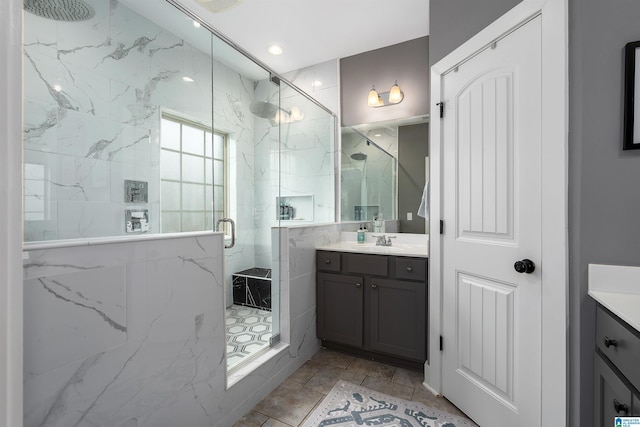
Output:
[[22, 0, 258, 244], [253, 76, 337, 269], [280, 62, 338, 228]]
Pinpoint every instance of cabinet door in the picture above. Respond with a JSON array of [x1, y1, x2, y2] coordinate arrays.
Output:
[[368, 277, 426, 361], [594, 352, 634, 426], [317, 272, 364, 347]]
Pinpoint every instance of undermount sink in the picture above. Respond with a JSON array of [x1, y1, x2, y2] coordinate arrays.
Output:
[[341, 242, 398, 252]]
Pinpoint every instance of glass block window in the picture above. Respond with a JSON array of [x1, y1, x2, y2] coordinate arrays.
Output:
[[160, 114, 227, 233], [24, 163, 48, 221]]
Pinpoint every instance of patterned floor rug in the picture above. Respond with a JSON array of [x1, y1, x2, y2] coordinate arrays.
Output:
[[301, 380, 478, 427]]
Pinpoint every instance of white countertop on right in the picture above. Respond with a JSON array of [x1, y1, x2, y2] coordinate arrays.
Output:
[[588, 263, 640, 333]]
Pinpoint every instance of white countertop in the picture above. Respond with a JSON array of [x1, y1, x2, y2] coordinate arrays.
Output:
[[317, 232, 428, 258], [588, 264, 640, 332]]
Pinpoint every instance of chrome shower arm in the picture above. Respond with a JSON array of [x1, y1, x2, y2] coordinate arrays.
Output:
[[216, 218, 236, 249]]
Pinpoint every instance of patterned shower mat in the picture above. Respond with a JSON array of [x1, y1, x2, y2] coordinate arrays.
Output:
[[301, 380, 478, 427]]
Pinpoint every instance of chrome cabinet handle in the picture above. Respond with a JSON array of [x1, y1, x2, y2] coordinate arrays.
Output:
[[216, 218, 236, 249], [604, 336, 618, 348], [371, 284, 378, 289], [406, 267, 413, 272], [325, 259, 331, 264], [355, 283, 362, 288]]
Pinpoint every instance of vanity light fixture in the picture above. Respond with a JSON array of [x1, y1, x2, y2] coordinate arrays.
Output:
[[367, 81, 404, 107], [388, 80, 404, 104], [368, 85, 383, 107]]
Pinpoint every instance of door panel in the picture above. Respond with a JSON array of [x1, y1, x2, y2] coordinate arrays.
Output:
[[369, 277, 426, 361], [317, 272, 364, 347], [442, 15, 542, 427], [457, 73, 513, 240], [456, 273, 514, 401]]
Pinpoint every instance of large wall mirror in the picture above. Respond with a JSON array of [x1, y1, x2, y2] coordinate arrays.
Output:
[[341, 115, 429, 234]]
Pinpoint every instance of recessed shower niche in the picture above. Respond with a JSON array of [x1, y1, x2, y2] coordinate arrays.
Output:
[[276, 195, 314, 222]]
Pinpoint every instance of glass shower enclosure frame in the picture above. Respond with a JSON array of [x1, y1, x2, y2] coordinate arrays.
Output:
[[22, 0, 337, 378]]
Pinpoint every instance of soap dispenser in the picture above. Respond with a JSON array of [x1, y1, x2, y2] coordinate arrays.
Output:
[[357, 225, 365, 244]]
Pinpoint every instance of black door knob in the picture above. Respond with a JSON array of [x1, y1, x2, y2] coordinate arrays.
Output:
[[514, 259, 535, 274]]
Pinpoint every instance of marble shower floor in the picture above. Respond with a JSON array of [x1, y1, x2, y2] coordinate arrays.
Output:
[[226, 305, 273, 370], [232, 349, 471, 427]]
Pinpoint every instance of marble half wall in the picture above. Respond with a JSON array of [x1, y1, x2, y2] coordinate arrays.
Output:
[[22, 223, 340, 427]]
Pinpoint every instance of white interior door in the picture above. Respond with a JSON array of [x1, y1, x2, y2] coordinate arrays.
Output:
[[441, 16, 542, 426]]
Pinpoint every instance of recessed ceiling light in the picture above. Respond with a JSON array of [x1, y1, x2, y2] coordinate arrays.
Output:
[[53, 84, 62, 92], [193, 20, 201, 28], [267, 44, 283, 55], [183, 76, 194, 82], [312, 80, 322, 87], [196, 0, 244, 14], [374, 133, 381, 137]]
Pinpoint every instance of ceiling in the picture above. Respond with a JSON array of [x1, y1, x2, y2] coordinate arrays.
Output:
[[172, 0, 430, 74]]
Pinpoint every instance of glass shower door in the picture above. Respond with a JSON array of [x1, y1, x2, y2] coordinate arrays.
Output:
[[209, 34, 282, 372]]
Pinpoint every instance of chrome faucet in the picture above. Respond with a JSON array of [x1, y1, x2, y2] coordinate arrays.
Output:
[[373, 234, 396, 246]]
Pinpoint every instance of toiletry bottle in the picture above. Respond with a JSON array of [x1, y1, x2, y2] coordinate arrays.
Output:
[[357, 225, 365, 244]]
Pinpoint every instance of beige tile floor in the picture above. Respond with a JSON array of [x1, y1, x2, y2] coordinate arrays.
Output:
[[232, 348, 471, 427]]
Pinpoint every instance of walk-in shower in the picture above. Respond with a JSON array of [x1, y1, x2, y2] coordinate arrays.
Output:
[[22, 1, 336, 423]]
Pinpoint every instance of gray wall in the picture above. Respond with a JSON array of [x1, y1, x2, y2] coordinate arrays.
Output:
[[340, 37, 429, 127], [569, 1, 640, 426], [398, 124, 429, 234], [429, 0, 521, 64]]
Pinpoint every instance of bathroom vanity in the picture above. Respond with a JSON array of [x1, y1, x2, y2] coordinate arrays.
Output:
[[315, 236, 428, 370], [589, 264, 640, 425]]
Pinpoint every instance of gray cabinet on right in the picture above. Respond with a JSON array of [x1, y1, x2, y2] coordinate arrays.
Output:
[[594, 305, 640, 426]]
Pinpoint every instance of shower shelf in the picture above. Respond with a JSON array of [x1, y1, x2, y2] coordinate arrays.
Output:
[[276, 195, 314, 223]]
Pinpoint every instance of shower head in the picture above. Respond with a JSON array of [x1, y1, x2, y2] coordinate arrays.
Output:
[[249, 101, 280, 120], [350, 152, 367, 161], [24, 0, 95, 22]]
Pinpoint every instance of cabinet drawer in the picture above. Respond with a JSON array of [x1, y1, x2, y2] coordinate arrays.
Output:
[[596, 305, 640, 389], [346, 253, 388, 276], [317, 251, 341, 272], [594, 352, 637, 424], [395, 257, 427, 281]]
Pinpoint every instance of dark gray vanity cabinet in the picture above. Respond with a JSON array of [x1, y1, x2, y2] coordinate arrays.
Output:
[[316, 272, 364, 348], [316, 250, 427, 369], [594, 305, 640, 426], [368, 277, 425, 361]]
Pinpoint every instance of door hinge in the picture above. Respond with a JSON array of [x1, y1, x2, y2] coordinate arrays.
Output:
[[436, 101, 444, 118], [440, 335, 443, 351], [439, 220, 444, 234], [270, 74, 281, 86]]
